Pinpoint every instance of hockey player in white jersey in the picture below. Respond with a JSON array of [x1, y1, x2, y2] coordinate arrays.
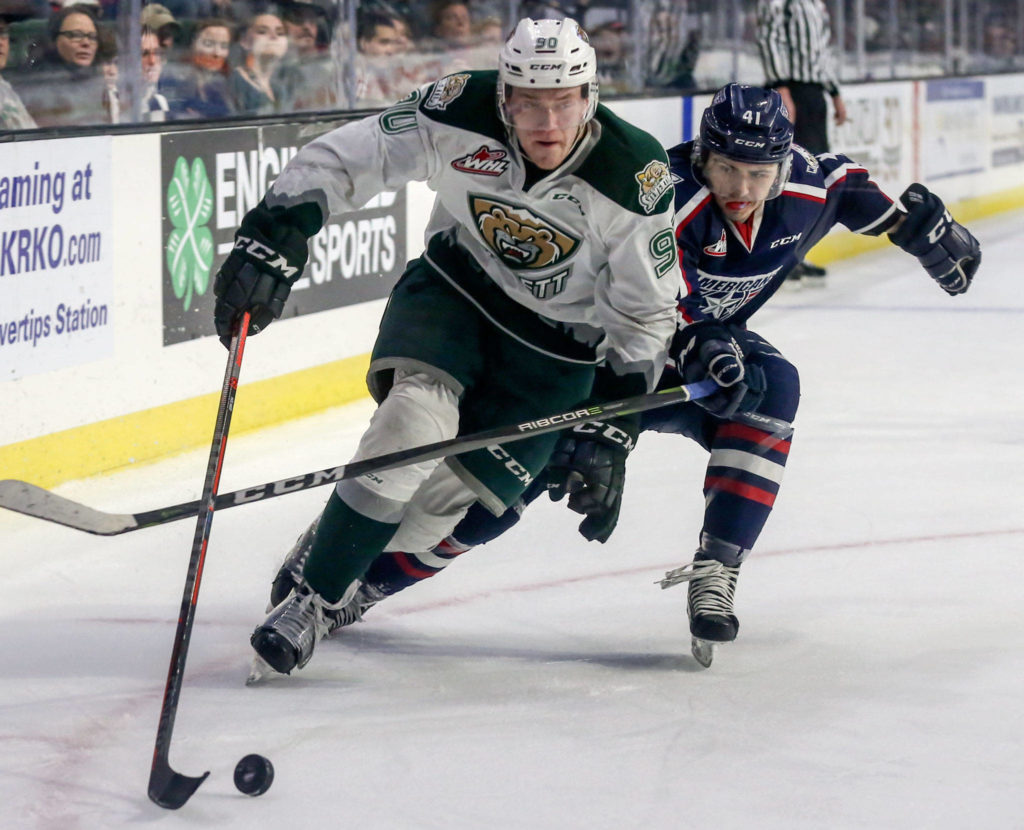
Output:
[[211, 18, 680, 677]]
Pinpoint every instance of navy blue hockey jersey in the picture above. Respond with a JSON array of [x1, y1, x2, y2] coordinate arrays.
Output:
[[670, 141, 901, 326]]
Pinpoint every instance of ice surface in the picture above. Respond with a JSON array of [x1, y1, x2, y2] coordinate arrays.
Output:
[[2, 212, 1022, 829]]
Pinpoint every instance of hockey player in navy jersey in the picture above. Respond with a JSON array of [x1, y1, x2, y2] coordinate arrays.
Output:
[[266, 83, 981, 666]]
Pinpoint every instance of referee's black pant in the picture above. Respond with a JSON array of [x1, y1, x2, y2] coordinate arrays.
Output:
[[787, 80, 830, 154]]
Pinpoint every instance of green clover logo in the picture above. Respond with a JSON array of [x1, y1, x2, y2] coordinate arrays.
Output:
[[166, 156, 215, 311]]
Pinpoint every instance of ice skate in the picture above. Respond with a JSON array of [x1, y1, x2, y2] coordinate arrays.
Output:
[[247, 580, 387, 682], [268, 518, 319, 610], [658, 555, 740, 668]]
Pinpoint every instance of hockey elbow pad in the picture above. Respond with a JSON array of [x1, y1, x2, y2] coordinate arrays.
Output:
[[888, 183, 980, 296]]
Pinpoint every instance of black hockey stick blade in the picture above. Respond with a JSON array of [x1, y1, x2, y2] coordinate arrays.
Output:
[[148, 755, 210, 810], [0, 379, 716, 536]]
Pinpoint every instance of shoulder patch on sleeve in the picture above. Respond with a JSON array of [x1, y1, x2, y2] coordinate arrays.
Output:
[[636, 160, 673, 214], [424, 73, 472, 111], [576, 105, 673, 214]]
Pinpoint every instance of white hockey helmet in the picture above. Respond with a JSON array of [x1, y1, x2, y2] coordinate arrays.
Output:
[[497, 17, 599, 129]]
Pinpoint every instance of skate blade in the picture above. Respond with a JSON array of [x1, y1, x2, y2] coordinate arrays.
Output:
[[691, 637, 715, 668], [246, 654, 277, 686]]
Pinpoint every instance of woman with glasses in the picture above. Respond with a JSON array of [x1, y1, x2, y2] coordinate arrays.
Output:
[[15, 4, 110, 126], [160, 17, 235, 120]]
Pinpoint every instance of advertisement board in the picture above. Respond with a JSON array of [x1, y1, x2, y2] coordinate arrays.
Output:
[[987, 75, 1024, 168], [921, 78, 987, 181], [830, 82, 916, 196], [160, 122, 406, 345], [0, 136, 114, 381]]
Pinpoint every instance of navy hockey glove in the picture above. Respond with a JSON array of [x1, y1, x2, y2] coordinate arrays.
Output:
[[213, 200, 310, 345], [888, 183, 980, 296], [546, 415, 639, 544], [672, 321, 765, 419]]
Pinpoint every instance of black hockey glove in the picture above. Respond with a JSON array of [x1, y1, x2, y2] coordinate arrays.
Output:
[[546, 415, 639, 544], [213, 200, 310, 346], [672, 321, 765, 419], [888, 183, 981, 296]]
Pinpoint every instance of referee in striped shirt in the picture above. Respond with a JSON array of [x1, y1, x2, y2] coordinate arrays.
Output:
[[756, 0, 848, 282], [756, 0, 848, 154]]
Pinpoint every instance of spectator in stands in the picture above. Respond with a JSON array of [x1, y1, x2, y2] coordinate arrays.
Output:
[[0, 6, 37, 130], [590, 20, 627, 93], [473, 15, 503, 46], [978, 13, 1019, 69], [229, 7, 289, 114], [140, 26, 170, 120], [15, 3, 111, 126], [96, 17, 119, 121], [278, 0, 338, 112], [354, 7, 413, 107], [160, 17, 234, 119], [647, 1, 699, 91], [356, 8, 406, 57], [140, 3, 182, 53], [428, 0, 472, 48]]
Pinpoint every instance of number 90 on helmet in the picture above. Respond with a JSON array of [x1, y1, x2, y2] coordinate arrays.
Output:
[[497, 18, 599, 130], [697, 83, 795, 199]]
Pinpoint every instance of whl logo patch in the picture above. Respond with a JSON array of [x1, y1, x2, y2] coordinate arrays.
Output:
[[470, 195, 580, 270], [452, 145, 510, 177], [165, 156, 214, 311]]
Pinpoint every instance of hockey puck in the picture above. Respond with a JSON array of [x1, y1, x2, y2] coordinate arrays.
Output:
[[234, 753, 274, 796]]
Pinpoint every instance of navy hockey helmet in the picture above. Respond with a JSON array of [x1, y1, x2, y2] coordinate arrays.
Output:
[[697, 83, 794, 198]]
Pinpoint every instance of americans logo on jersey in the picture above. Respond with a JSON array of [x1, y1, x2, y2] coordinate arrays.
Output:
[[703, 230, 728, 257], [697, 267, 781, 318], [470, 196, 580, 270], [452, 146, 510, 177]]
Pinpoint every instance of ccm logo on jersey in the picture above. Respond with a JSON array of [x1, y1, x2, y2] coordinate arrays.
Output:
[[452, 145, 510, 176], [487, 445, 533, 486], [770, 232, 802, 248]]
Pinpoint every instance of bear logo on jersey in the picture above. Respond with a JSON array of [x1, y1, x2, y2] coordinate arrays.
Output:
[[471, 196, 580, 270], [636, 160, 672, 213], [425, 73, 471, 110]]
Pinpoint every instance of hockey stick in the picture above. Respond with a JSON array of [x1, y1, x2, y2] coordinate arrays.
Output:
[[1, 378, 717, 537], [148, 312, 249, 810]]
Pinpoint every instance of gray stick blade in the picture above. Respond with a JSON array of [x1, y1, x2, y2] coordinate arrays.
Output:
[[0, 480, 138, 536]]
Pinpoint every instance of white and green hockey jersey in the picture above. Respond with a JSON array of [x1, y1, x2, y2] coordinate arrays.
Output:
[[267, 70, 679, 391]]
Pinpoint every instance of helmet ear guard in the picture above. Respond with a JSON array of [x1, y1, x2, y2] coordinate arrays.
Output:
[[695, 83, 795, 200], [497, 17, 599, 128]]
